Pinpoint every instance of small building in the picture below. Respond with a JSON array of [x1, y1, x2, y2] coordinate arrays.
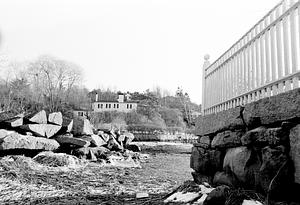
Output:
[[191, 110, 202, 119], [73, 108, 91, 119], [92, 93, 138, 113]]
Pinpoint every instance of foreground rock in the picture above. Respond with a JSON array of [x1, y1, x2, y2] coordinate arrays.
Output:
[[0, 117, 23, 128], [90, 134, 107, 147], [55, 134, 90, 147], [33, 151, 79, 167], [0, 129, 15, 139], [211, 130, 243, 149], [203, 185, 230, 205], [259, 146, 293, 199], [20, 124, 62, 138], [0, 131, 59, 151], [25, 110, 47, 124], [190, 146, 222, 175], [223, 146, 252, 184], [48, 112, 63, 126]]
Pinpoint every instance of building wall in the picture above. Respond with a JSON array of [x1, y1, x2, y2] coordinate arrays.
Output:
[[73, 110, 89, 118], [92, 102, 137, 113]]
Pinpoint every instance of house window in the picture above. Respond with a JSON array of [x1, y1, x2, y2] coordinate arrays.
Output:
[[117, 104, 119, 108], [127, 104, 129, 109], [113, 104, 116, 108], [130, 104, 132, 109], [78, 112, 83, 116], [106, 104, 108, 108], [98, 104, 100, 108], [109, 104, 111, 108], [101, 104, 103, 109]]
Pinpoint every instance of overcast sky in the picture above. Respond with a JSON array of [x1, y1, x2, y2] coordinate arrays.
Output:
[[0, 0, 279, 104]]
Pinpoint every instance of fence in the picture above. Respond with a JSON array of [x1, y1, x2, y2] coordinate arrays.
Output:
[[202, 0, 300, 115]]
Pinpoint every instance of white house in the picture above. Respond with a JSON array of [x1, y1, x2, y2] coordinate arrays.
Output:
[[92, 93, 138, 113]]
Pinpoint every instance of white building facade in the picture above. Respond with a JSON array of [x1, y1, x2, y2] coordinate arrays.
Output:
[[92, 93, 138, 113]]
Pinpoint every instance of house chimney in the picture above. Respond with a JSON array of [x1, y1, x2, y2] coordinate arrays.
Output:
[[118, 94, 124, 103]]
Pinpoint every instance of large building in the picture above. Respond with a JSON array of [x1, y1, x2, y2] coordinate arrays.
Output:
[[92, 93, 138, 113]]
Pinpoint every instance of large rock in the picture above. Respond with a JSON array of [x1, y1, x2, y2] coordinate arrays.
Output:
[[45, 124, 62, 138], [197, 88, 300, 137], [33, 151, 79, 167], [259, 146, 293, 199], [208, 149, 223, 173], [289, 125, 300, 184], [195, 106, 245, 136], [0, 132, 59, 150], [55, 134, 90, 147], [223, 146, 252, 184], [90, 134, 107, 147], [190, 146, 222, 175], [203, 185, 230, 205], [243, 88, 300, 126], [0, 129, 15, 139], [213, 171, 239, 188], [48, 112, 63, 126], [0, 117, 23, 128], [241, 127, 287, 147], [20, 124, 61, 138], [190, 146, 210, 174], [211, 130, 243, 149], [72, 118, 93, 135], [25, 110, 47, 124]]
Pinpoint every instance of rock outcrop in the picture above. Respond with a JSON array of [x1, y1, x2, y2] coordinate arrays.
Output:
[[0, 131, 59, 151], [0, 110, 139, 164]]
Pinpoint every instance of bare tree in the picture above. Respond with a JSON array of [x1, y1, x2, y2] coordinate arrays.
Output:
[[27, 55, 83, 112]]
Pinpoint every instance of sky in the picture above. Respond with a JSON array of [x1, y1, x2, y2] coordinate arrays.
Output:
[[0, 0, 280, 104]]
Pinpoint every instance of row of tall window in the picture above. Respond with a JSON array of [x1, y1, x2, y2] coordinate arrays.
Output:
[[97, 103, 133, 109]]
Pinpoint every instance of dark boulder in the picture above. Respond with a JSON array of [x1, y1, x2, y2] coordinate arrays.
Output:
[[211, 130, 243, 149], [203, 185, 230, 205], [259, 146, 293, 200]]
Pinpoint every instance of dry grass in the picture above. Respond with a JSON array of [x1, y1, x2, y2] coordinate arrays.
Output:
[[0, 153, 191, 204]]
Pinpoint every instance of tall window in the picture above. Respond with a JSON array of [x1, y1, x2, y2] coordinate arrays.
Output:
[[106, 104, 108, 108], [109, 104, 111, 108], [101, 104, 103, 109], [130, 104, 132, 109], [117, 104, 119, 108]]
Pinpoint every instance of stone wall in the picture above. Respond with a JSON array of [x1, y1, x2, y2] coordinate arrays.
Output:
[[191, 88, 300, 202]]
